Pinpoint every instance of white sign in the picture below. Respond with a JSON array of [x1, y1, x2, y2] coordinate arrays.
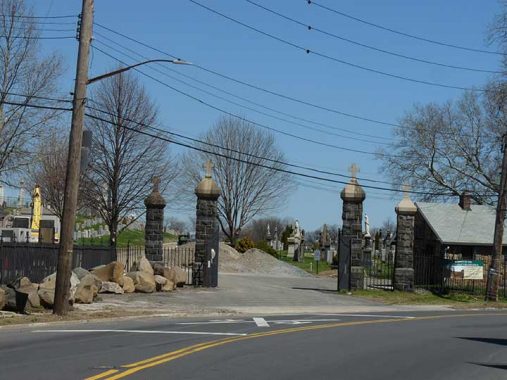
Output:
[[314, 249, 321, 262]]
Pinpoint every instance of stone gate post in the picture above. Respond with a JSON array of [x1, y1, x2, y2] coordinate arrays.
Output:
[[144, 177, 166, 262], [394, 186, 417, 291], [339, 164, 366, 290], [194, 160, 221, 287]]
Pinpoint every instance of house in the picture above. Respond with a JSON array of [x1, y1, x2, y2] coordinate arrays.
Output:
[[414, 193, 505, 259]]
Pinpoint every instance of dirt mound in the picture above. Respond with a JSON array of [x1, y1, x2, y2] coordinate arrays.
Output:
[[180, 242, 311, 277], [219, 246, 312, 278]]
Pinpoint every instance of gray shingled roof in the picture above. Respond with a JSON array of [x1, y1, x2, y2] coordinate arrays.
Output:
[[416, 202, 507, 246]]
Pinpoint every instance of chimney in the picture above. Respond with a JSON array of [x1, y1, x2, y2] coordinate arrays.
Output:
[[459, 191, 472, 211]]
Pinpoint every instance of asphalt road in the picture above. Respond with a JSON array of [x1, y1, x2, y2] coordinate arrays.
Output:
[[1, 310, 507, 380]]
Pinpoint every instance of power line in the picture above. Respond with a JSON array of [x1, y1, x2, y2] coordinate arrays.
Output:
[[93, 37, 392, 145], [92, 44, 398, 157], [0, 13, 76, 19], [84, 109, 454, 196], [86, 99, 400, 186], [307, 0, 504, 56], [247, 0, 500, 74], [0, 35, 75, 40], [188, 0, 483, 91], [93, 22, 404, 129]]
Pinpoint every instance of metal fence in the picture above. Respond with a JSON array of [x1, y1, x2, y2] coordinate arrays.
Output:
[[414, 254, 507, 297], [0, 242, 115, 284], [364, 250, 395, 290], [116, 245, 195, 285]]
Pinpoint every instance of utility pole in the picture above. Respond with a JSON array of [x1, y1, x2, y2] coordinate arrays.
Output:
[[486, 134, 507, 301], [53, 0, 94, 315]]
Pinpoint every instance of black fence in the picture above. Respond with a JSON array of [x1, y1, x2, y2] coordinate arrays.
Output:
[[414, 254, 507, 298], [364, 250, 395, 290], [0, 242, 115, 284]]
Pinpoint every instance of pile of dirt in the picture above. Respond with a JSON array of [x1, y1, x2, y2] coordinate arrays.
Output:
[[219, 245, 312, 278], [181, 242, 312, 278]]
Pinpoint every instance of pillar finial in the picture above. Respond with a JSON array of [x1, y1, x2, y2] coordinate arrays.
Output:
[[349, 163, 359, 179], [152, 176, 161, 192], [204, 160, 213, 178]]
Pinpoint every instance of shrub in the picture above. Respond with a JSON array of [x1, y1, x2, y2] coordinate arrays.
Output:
[[255, 240, 277, 257], [236, 236, 255, 253]]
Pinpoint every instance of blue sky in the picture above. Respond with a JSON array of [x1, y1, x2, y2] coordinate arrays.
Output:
[[27, 0, 502, 231]]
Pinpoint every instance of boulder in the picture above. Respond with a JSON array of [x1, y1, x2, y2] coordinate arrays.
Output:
[[38, 272, 80, 307], [154, 275, 167, 291], [127, 271, 156, 293], [38, 287, 55, 308], [99, 281, 124, 294], [163, 267, 187, 287], [15, 278, 40, 309], [72, 267, 91, 280], [161, 280, 175, 292], [0, 287, 5, 310], [122, 276, 135, 293], [152, 262, 165, 276], [74, 274, 102, 304], [138, 257, 154, 275], [91, 261, 125, 284], [112, 262, 125, 285]]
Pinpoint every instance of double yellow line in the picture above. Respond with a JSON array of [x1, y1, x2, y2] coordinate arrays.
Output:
[[85, 312, 507, 380]]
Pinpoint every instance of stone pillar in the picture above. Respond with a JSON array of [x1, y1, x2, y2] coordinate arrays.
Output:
[[339, 164, 366, 290], [394, 186, 417, 291], [144, 177, 166, 262], [194, 160, 221, 287]]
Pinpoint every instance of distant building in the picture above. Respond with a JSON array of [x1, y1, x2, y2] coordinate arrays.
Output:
[[414, 193, 506, 259]]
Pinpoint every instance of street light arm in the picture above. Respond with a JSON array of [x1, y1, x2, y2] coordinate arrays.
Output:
[[87, 59, 191, 84]]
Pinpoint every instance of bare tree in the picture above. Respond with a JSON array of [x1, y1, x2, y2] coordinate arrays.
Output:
[[181, 116, 294, 245], [379, 88, 504, 205], [0, 0, 62, 184], [165, 217, 188, 235], [241, 216, 293, 242], [85, 71, 176, 246]]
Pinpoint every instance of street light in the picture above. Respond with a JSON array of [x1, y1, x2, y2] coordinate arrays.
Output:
[[53, 15, 191, 315], [87, 59, 191, 84]]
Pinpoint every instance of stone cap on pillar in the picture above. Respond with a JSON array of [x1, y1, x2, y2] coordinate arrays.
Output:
[[340, 163, 365, 202], [195, 160, 221, 200], [396, 184, 417, 214], [144, 176, 166, 208]]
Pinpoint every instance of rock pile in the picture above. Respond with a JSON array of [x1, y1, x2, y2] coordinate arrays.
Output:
[[0, 257, 188, 312]]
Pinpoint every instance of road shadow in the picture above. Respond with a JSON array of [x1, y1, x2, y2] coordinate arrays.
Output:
[[457, 337, 507, 346], [291, 287, 338, 294], [468, 362, 507, 370]]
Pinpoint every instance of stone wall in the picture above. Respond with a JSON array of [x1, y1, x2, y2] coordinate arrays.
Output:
[[341, 201, 363, 237], [394, 212, 415, 291]]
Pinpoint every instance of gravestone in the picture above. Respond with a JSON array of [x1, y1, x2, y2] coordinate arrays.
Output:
[[193, 160, 221, 287], [339, 164, 366, 291], [394, 185, 416, 291], [144, 176, 166, 262]]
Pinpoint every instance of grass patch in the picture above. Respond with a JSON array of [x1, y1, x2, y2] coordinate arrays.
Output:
[[350, 289, 507, 308], [278, 251, 330, 274], [76, 229, 177, 247]]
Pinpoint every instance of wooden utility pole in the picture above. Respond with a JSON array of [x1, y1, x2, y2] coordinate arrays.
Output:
[[486, 134, 507, 301], [53, 0, 94, 315]]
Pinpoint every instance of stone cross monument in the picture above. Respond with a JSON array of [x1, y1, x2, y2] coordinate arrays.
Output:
[[394, 184, 417, 291], [339, 163, 366, 290], [194, 160, 221, 287], [144, 176, 166, 262]]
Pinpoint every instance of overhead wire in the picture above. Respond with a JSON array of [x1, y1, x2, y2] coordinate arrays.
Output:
[[307, 0, 505, 56], [246, 0, 500, 74], [188, 0, 483, 91], [93, 37, 392, 145], [92, 44, 399, 157], [92, 22, 404, 129]]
